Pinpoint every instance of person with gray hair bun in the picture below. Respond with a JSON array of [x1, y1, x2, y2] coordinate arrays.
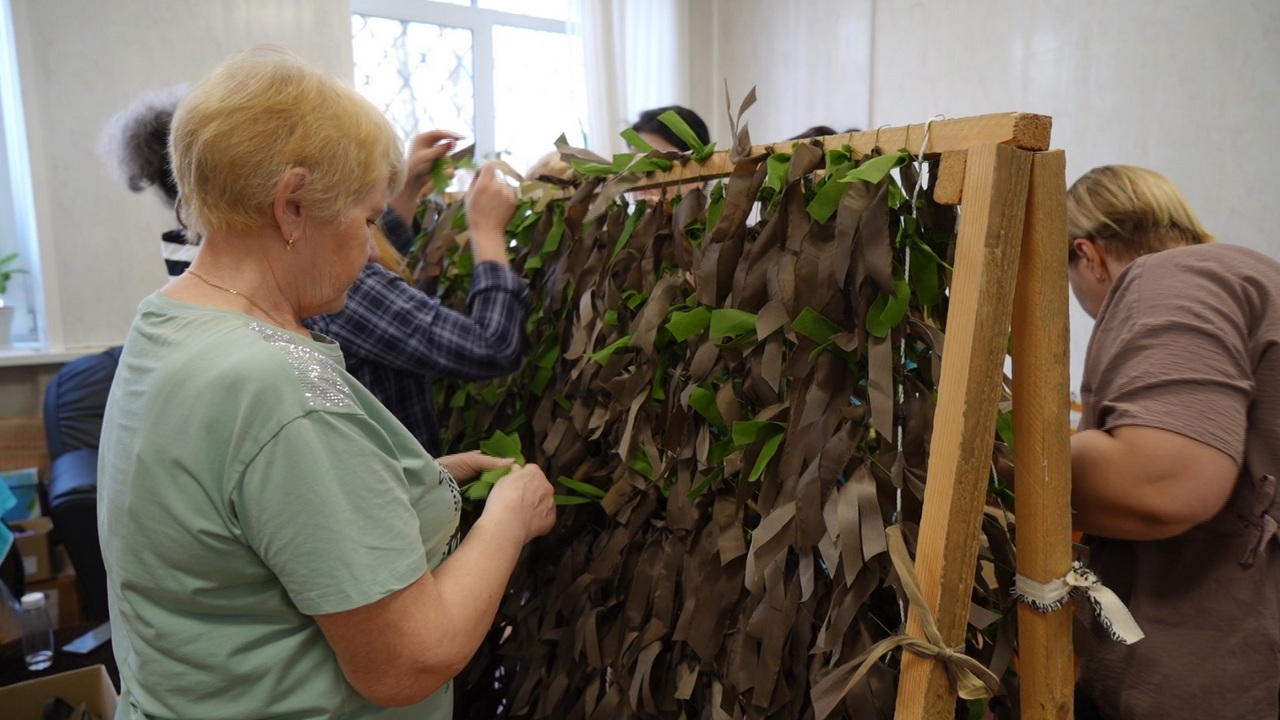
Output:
[[98, 47, 555, 720], [99, 84, 196, 279], [1067, 165, 1280, 719]]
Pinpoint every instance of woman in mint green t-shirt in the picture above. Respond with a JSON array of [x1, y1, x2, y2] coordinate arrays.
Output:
[[98, 47, 556, 720]]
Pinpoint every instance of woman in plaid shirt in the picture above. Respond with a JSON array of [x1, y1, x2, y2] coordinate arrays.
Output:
[[304, 132, 530, 456]]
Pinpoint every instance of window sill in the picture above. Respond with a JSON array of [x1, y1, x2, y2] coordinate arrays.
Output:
[[0, 343, 117, 368]]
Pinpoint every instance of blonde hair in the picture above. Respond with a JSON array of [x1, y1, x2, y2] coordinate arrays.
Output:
[[373, 224, 409, 279], [1066, 165, 1212, 262], [525, 151, 573, 182], [170, 47, 404, 236]]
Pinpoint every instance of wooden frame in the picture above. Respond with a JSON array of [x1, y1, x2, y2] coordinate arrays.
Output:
[[893, 143, 1072, 720], [556, 111, 1072, 719], [600, 112, 1050, 207]]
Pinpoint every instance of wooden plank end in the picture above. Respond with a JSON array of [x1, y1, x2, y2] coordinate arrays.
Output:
[[1010, 113, 1053, 151], [933, 151, 967, 205]]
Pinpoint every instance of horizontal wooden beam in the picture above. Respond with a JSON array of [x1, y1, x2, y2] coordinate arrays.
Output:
[[552, 112, 1050, 197]]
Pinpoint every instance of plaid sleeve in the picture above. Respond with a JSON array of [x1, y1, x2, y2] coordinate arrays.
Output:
[[308, 262, 530, 380], [379, 208, 416, 256]]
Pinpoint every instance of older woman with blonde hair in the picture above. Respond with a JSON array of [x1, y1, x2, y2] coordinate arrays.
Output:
[[1067, 165, 1280, 719], [98, 48, 555, 719]]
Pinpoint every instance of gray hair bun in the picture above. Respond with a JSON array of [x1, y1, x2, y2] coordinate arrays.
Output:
[[99, 84, 187, 208]]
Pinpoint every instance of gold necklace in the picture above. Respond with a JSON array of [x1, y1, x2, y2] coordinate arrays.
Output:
[[185, 269, 288, 327]]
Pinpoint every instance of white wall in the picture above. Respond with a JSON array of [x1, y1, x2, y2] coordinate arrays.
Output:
[[7, 0, 1280, 390], [868, 0, 1280, 390], [10, 0, 352, 352], [690, 0, 1280, 392], [688, 0, 872, 148]]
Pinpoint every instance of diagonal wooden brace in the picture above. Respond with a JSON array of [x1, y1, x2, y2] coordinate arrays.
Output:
[[895, 143, 1033, 720]]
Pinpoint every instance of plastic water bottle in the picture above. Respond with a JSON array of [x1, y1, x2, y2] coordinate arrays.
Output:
[[19, 591, 54, 671]]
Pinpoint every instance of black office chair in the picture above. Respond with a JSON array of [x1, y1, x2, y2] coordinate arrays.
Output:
[[42, 346, 122, 622]]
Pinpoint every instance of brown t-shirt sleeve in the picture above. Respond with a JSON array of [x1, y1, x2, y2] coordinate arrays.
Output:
[[1087, 256, 1253, 464]]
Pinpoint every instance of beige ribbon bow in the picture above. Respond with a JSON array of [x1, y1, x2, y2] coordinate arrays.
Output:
[[810, 525, 1001, 720]]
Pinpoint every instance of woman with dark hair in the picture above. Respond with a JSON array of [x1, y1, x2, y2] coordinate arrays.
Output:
[[788, 125, 837, 140], [630, 104, 710, 153]]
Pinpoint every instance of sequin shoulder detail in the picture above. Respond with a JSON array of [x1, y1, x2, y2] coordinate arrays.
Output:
[[248, 322, 355, 408]]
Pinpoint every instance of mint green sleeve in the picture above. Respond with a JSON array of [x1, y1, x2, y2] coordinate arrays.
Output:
[[234, 410, 429, 616]]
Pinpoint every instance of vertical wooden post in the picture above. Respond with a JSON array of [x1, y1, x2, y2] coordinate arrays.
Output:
[[896, 144, 1033, 720], [1013, 150, 1074, 719]]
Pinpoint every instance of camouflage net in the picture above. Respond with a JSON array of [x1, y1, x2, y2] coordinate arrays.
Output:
[[408, 139, 1019, 720]]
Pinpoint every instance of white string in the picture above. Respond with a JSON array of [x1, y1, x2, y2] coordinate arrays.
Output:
[[890, 115, 942, 628], [893, 115, 946, 512], [910, 115, 945, 211]]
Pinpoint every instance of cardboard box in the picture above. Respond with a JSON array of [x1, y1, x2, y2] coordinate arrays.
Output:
[[27, 547, 81, 628], [0, 416, 49, 481], [12, 516, 53, 582], [0, 664, 118, 720]]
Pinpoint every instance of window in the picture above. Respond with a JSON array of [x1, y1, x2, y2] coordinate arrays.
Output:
[[351, 0, 588, 179], [0, 0, 41, 347]]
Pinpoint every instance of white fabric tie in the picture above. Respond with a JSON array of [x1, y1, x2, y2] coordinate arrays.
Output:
[[1014, 561, 1145, 645]]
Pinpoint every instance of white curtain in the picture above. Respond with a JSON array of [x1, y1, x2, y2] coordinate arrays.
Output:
[[570, 0, 690, 156]]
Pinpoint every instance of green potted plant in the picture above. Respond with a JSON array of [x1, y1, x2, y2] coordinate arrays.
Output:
[[0, 251, 27, 347]]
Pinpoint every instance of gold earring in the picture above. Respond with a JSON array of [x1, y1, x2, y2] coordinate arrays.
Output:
[[286, 235, 296, 251]]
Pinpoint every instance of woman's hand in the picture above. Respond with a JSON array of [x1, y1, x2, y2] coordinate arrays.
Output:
[[388, 129, 463, 223], [316, 457, 554, 706], [483, 463, 557, 544], [464, 164, 517, 266], [436, 451, 512, 483]]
